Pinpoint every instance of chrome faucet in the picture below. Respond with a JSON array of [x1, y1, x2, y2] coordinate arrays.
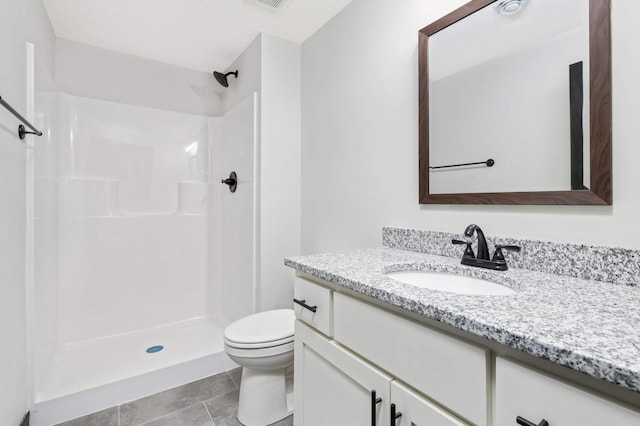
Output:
[[452, 224, 520, 271]]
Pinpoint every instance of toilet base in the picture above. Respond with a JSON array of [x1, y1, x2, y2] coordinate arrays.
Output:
[[237, 366, 293, 426]]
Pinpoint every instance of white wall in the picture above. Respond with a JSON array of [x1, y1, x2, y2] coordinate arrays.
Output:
[[56, 38, 223, 117], [0, 0, 55, 423], [430, 28, 585, 193], [301, 0, 640, 252], [218, 94, 258, 319], [260, 36, 301, 311], [223, 36, 262, 113], [222, 34, 301, 311]]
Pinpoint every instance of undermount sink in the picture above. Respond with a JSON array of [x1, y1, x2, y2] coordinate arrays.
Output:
[[385, 270, 517, 296]]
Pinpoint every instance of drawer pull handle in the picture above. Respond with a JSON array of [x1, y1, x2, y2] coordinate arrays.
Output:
[[371, 390, 382, 426], [391, 403, 402, 424], [293, 298, 318, 312], [517, 416, 549, 426]]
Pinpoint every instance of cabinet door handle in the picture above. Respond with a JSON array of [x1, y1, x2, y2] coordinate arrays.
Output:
[[371, 390, 382, 426], [517, 416, 549, 426], [391, 403, 402, 424], [293, 298, 318, 312]]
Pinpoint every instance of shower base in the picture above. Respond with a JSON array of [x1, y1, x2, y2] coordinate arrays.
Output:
[[32, 316, 236, 426]]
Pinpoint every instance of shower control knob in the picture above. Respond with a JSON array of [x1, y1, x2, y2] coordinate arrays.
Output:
[[516, 416, 549, 426], [221, 171, 238, 193]]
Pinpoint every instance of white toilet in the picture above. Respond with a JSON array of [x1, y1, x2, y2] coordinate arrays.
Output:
[[224, 309, 295, 426]]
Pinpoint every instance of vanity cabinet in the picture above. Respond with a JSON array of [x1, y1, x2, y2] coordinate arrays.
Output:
[[390, 381, 469, 426], [494, 357, 640, 426], [293, 275, 640, 426], [334, 291, 489, 426], [294, 276, 475, 426], [295, 317, 469, 426], [295, 322, 391, 426]]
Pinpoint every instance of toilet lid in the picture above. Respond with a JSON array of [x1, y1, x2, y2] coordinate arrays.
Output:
[[224, 309, 294, 345]]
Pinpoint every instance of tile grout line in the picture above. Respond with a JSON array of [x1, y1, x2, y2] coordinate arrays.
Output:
[[203, 401, 215, 424], [130, 401, 211, 426], [57, 372, 240, 425], [226, 367, 241, 389], [225, 369, 235, 388], [119, 372, 237, 426]]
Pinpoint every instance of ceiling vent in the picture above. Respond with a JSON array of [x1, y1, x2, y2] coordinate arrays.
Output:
[[252, 0, 288, 10]]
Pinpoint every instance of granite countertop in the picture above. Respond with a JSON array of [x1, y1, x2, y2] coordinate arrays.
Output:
[[284, 247, 640, 393]]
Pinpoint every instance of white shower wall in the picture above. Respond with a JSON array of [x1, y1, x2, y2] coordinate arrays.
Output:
[[32, 92, 258, 421], [33, 91, 61, 399], [218, 93, 259, 319], [55, 94, 215, 343]]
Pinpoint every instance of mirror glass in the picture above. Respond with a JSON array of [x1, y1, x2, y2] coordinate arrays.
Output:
[[418, 0, 611, 205]]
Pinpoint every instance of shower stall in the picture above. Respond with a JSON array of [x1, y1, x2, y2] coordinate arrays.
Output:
[[30, 91, 258, 424]]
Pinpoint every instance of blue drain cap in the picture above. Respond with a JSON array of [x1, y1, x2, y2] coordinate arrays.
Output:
[[146, 345, 164, 354]]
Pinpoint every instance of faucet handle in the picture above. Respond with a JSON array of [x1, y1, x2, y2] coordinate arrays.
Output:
[[492, 245, 521, 262], [452, 239, 475, 258]]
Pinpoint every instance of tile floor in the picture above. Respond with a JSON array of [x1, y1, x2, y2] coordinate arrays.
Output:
[[55, 368, 293, 426]]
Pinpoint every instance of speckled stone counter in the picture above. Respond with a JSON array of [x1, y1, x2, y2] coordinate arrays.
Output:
[[284, 246, 640, 393]]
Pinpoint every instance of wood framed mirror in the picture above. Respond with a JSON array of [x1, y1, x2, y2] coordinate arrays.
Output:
[[418, 0, 611, 205]]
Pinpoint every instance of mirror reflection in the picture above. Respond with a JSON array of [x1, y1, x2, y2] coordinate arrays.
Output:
[[418, 0, 611, 205]]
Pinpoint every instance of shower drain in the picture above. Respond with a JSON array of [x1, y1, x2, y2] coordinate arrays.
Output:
[[146, 345, 164, 354]]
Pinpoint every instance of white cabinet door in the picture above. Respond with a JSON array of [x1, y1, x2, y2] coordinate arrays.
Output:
[[495, 357, 640, 426], [389, 381, 470, 426], [295, 320, 392, 426], [334, 292, 489, 426]]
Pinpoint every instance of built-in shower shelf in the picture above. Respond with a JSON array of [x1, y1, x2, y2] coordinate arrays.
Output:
[[49, 177, 216, 217]]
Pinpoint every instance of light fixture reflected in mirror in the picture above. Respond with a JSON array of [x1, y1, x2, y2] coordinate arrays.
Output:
[[495, 0, 528, 16]]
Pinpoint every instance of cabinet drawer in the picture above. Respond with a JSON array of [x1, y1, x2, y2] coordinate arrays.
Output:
[[334, 292, 489, 426], [293, 276, 332, 336], [495, 357, 640, 426]]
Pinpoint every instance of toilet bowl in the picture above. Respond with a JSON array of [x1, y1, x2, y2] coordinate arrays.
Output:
[[224, 309, 295, 426]]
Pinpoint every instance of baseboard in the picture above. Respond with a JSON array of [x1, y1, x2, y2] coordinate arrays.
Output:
[[19, 411, 30, 426], [31, 351, 236, 426]]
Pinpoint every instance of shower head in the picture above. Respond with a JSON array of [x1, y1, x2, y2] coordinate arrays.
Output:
[[213, 70, 239, 88]]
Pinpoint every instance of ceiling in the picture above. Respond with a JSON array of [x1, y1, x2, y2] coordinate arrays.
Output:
[[42, 0, 352, 73], [429, 0, 586, 80]]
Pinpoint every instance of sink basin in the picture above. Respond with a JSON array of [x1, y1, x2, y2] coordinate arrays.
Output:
[[385, 270, 517, 296]]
